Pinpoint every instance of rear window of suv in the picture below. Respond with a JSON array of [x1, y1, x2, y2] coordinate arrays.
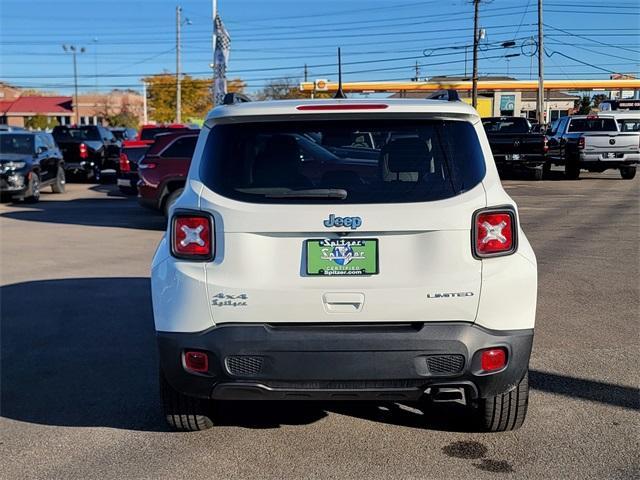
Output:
[[200, 119, 485, 204]]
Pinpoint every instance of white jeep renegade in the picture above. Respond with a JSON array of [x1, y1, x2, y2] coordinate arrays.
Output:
[[151, 97, 537, 432]]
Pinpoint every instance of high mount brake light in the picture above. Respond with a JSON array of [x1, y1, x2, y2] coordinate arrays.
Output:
[[296, 104, 388, 111], [171, 213, 214, 260], [79, 143, 88, 159], [473, 208, 517, 258], [119, 152, 131, 172]]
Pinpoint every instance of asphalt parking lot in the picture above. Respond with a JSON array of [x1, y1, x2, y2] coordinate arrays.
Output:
[[1, 174, 638, 480]]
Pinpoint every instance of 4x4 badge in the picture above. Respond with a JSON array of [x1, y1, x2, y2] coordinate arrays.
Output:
[[323, 214, 362, 230]]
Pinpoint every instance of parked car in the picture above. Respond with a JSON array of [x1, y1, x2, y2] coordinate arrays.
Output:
[[117, 140, 150, 195], [0, 131, 65, 202], [482, 116, 547, 180], [137, 130, 198, 214], [151, 97, 537, 433], [110, 127, 138, 142], [137, 124, 189, 144], [52, 125, 121, 182], [545, 114, 639, 179]]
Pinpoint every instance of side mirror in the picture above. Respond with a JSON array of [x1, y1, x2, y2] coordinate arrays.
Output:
[[37, 146, 48, 154]]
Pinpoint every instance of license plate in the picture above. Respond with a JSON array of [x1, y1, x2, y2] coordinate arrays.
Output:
[[117, 178, 131, 187], [306, 239, 379, 276], [506, 154, 521, 161], [606, 152, 616, 159]]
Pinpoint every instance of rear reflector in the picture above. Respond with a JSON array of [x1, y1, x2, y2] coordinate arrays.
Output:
[[171, 214, 213, 260], [296, 104, 388, 111], [184, 351, 209, 373], [480, 348, 507, 372], [473, 208, 517, 258]]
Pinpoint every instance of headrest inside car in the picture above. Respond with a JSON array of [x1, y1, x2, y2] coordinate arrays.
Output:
[[384, 137, 431, 172]]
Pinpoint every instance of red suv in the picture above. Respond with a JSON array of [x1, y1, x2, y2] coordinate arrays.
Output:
[[137, 130, 199, 215]]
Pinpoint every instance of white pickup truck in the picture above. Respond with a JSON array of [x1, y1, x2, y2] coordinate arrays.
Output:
[[545, 114, 640, 179]]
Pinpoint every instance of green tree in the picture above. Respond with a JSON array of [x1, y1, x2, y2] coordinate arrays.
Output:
[[144, 74, 215, 123], [25, 114, 58, 130], [106, 110, 139, 129], [256, 77, 305, 100], [574, 96, 592, 115], [592, 94, 608, 110]]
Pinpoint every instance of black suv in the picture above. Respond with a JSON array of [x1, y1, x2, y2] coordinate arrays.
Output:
[[0, 131, 66, 202], [52, 125, 121, 182]]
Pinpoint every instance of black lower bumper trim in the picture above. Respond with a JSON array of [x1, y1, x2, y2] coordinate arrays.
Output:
[[157, 322, 533, 401]]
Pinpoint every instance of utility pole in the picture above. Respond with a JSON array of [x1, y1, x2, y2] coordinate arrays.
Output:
[[63, 44, 84, 125], [212, 0, 217, 103], [536, 0, 545, 125], [176, 5, 182, 123], [304, 64, 308, 82], [413, 61, 420, 81], [471, 0, 480, 108], [142, 81, 148, 124]]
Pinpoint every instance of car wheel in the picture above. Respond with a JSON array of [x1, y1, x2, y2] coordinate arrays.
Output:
[[474, 372, 529, 432], [24, 172, 41, 203], [87, 166, 101, 184], [160, 372, 214, 431], [620, 166, 636, 180], [51, 167, 66, 193], [163, 188, 184, 217], [531, 166, 544, 181], [565, 161, 580, 180]]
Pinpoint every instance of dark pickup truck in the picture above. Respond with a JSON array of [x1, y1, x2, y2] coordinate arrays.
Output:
[[52, 125, 121, 182], [482, 117, 547, 180]]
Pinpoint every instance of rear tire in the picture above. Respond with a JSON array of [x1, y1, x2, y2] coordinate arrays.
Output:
[[86, 165, 102, 184], [475, 372, 529, 432], [531, 166, 544, 181], [620, 166, 636, 180], [565, 161, 580, 180], [160, 373, 214, 431], [51, 167, 66, 193], [163, 188, 184, 217]]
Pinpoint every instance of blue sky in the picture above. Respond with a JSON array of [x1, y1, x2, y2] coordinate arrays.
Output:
[[0, 0, 638, 95]]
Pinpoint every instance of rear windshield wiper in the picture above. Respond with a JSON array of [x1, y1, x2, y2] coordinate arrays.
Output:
[[264, 188, 348, 199]]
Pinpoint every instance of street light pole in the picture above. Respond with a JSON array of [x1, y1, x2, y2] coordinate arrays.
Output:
[[536, 0, 545, 124], [176, 5, 182, 123], [63, 44, 84, 125], [471, 0, 480, 108]]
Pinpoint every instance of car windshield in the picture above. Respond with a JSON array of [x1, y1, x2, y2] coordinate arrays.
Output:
[[568, 118, 618, 132], [482, 118, 531, 134], [200, 119, 486, 204], [52, 126, 101, 141], [0, 134, 34, 155]]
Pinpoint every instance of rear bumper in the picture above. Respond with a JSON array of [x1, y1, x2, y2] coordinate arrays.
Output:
[[493, 154, 545, 167], [578, 153, 639, 165], [157, 322, 533, 402]]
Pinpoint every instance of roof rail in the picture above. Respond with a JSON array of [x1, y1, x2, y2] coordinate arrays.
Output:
[[428, 89, 461, 102], [223, 93, 251, 105]]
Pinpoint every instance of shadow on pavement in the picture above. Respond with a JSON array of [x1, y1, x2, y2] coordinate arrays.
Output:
[[2, 277, 638, 432], [0, 189, 165, 231]]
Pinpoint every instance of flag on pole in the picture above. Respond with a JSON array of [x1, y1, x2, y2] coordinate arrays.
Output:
[[213, 14, 231, 106]]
